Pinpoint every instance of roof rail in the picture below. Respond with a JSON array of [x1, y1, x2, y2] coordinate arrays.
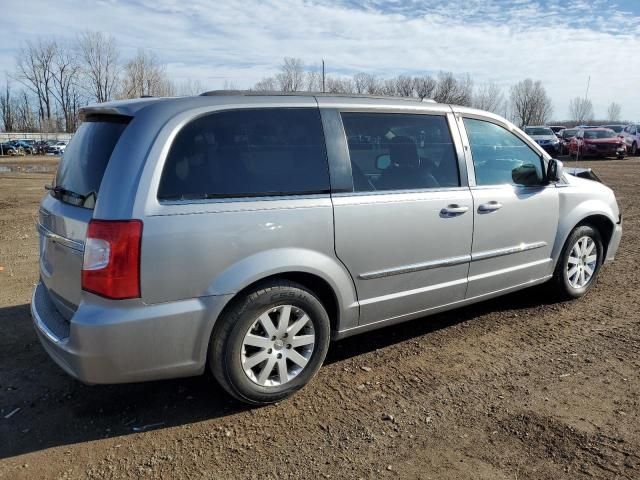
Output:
[[199, 90, 436, 103]]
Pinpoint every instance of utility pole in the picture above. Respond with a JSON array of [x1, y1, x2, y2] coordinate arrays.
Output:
[[322, 59, 325, 93], [584, 75, 590, 100]]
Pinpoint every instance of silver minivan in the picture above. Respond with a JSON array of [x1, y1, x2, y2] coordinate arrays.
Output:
[[32, 93, 622, 404]]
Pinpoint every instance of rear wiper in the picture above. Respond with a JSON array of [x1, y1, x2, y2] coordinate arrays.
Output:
[[45, 184, 92, 206]]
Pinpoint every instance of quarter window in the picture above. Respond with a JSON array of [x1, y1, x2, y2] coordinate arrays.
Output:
[[340, 113, 460, 192], [464, 118, 545, 187], [158, 108, 329, 200]]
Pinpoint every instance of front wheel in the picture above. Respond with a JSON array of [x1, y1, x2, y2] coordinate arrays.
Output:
[[209, 280, 331, 405], [632, 142, 638, 157], [551, 225, 603, 300]]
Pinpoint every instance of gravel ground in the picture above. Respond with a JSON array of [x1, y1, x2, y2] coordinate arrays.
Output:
[[0, 156, 639, 479]]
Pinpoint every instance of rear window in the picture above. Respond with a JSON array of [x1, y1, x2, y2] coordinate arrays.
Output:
[[53, 116, 130, 208], [158, 108, 329, 200]]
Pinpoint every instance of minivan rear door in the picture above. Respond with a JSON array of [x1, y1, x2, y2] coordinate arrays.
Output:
[[38, 115, 130, 319], [325, 108, 473, 326]]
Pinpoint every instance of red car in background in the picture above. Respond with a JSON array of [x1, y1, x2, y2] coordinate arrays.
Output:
[[558, 127, 578, 155], [569, 128, 626, 160]]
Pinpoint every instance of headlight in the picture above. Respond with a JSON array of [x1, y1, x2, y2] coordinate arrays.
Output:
[[550, 138, 559, 144]]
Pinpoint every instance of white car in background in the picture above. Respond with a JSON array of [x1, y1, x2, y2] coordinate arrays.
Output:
[[47, 141, 68, 155], [620, 124, 640, 156]]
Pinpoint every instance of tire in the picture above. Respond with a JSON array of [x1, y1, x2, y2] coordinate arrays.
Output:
[[209, 280, 331, 405], [551, 225, 603, 300], [632, 142, 638, 157]]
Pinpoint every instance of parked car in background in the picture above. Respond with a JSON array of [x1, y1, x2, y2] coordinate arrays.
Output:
[[569, 128, 626, 160], [0, 143, 20, 156], [9, 140, 35, 154], [601, 124, 625, 134], [31, 93, 622, 405], [558, 128, 579, 155], [620, 124, 640, 156], [524, 126, 561, 155], [46, 141, 68, 155]]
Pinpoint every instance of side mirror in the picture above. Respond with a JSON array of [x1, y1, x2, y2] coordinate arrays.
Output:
[[376, 154, 391, 170], [547, 158, 563, 182]]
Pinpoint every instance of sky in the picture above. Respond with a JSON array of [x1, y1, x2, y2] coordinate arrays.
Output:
[[1, 0, 638, 121]]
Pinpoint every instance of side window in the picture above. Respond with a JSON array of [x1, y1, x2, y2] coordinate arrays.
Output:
[[158, 108, 329, 200], [463, 118, 545, 187], [340, 113, 459, 192]]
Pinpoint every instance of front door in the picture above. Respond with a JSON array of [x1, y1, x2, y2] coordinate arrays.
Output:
[[331, 110, 474, 325], [460, 117, 559, 299]]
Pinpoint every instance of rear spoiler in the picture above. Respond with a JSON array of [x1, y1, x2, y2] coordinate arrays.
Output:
[[565, 167, 602, 183]]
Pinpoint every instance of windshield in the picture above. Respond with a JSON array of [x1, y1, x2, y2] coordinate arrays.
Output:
[[525, 127, 554, 136], [53, 116, 130, 208], [562, 129, 578, 138], [584, 130, 616, 139], [603, 125, 623, 133]]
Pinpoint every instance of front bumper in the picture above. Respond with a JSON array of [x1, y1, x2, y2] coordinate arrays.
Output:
[[31, 282, 232, 384], [538, 143, 561, 155], [605, 216, 622, 264]]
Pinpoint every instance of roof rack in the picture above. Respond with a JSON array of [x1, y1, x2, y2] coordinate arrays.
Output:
[[199, 90, 436, 103]]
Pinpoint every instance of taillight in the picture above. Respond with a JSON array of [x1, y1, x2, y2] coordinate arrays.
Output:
[[82, 220, 143, 299]]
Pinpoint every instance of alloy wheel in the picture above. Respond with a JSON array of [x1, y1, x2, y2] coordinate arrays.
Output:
[[566, 236, 598, 289], [241, 305, 315, 387]]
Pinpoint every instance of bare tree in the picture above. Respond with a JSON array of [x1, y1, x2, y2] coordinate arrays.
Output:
[[253, 76, 277, 92], [568, 97, 594, 124], [381, 78, 397, 96], [364, 74, 382, 95], [413, 75, 436, 100], [433, 72, 473, 105], [177, 79, 205, 96], [120, 50, 175, 98], [16, 39, 57, 131], [395, 75, 414, 97], [306, 71, 322, 92], [0, 78, 14, 132], [509, 79, 553, 127], [606, 102, 622, 122], [325, 76, 355, 94], [473, 81, 506, 115], [276, 57, 305, 92], [77, 31, 120, 103], [50, 44, 82, 132], [14, 90, 38, 131]]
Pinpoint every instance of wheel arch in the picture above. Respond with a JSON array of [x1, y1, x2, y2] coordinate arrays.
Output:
[[552, 209, 616, 271]]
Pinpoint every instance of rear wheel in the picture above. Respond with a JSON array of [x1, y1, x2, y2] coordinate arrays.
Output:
[[551, 225, 603, 300], [209, 280, 330, 405], [632, 142, 638, 157]]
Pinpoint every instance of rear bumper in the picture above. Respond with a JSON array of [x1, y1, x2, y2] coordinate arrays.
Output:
[[31, 282, 232, 384]]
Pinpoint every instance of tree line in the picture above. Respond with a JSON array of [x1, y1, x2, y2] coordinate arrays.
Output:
[[0, 32, 202, 134], [0, 43, 625, 134], [253, 58, 625, 127]]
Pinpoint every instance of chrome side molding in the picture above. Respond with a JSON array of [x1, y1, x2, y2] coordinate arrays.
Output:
[[359, 241, 547, 280]]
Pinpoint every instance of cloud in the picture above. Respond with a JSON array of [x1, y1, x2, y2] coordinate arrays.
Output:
[[0, 0, 638, 120]]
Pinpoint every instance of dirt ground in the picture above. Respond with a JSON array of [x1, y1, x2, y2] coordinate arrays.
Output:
[[0, 155, 639, 479]]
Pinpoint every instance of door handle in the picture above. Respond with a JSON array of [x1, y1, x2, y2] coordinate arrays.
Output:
[[478, 201, 503, 212], [441, 204, 469, 216]]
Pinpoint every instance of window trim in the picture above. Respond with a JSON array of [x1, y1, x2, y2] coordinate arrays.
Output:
[[155, 106, 331, 203], [458, 114, 549, 189], [324, 108, 468, 195]]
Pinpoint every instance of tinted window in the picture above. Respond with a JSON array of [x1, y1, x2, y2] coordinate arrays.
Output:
[[158, 108, 329, 200], [464, 118, 544, 187], [341, 113, 459, 192], [53, 116, 130, 209]]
